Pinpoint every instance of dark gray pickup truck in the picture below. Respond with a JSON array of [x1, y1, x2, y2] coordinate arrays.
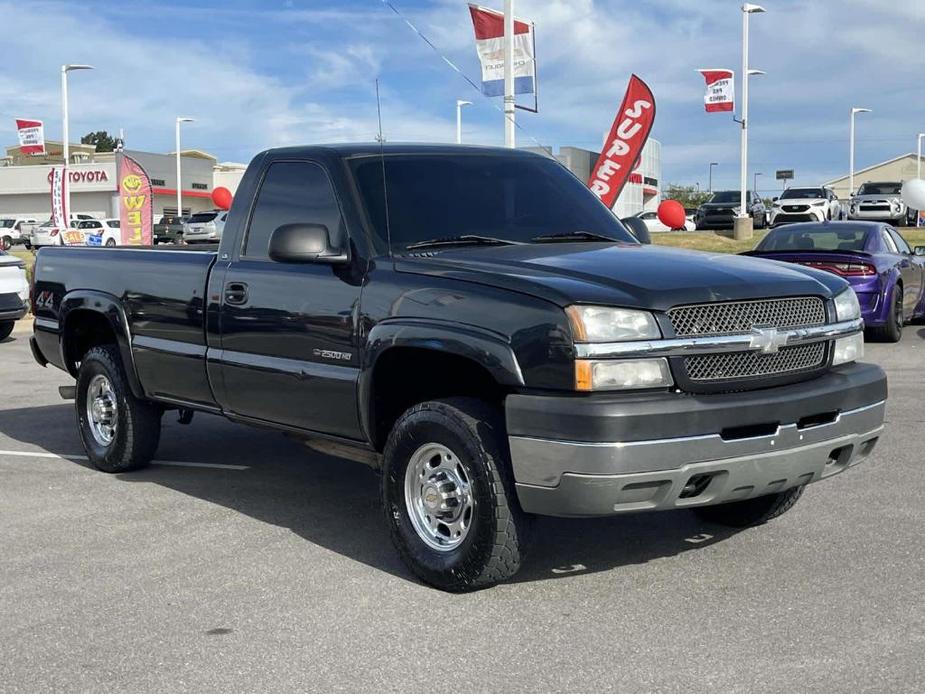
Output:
[[31, 144, 887, 590]]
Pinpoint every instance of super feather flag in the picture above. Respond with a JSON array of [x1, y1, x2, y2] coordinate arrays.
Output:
[[468, 4, 535, 97], [698, 69, 735, 112]]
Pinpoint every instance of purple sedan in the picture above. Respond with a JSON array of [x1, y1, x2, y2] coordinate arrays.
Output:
[[744, 221, 925, 342]]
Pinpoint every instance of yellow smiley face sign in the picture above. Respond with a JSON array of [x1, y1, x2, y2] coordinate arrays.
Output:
[[122, 174, 143, 193]]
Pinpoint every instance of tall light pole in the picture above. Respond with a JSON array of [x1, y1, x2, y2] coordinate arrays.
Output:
[[456, 100, 472, 144], [849, 107, 871, 195], [175, 117, 195, 219], [917, 132, 925, 179], [503, 0, 515, 148], [753, 171, 763, 196], [736, 4, 765, 239], [709, 162, 718, 193], [61, 64, 94, 220]]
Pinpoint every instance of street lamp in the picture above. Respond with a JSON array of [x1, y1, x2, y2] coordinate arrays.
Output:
[[61, 64, 94, 219], [737, 3, 765, 238], [175, 117, 195, 220], [917, 133, 925, 180], [456, 100, 472, 144], [708, 162, 718, 193], [753, 171, 763, 196], [849, 107, 871, 195]]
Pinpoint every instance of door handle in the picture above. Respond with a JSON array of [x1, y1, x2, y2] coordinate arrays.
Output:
[[224, 282, 249, 305]]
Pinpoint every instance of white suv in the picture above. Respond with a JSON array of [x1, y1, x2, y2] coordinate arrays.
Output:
[[182, 210, 227, 244], [769, 187, 842, 227]]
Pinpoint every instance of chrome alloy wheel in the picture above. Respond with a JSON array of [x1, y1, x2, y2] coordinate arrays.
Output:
[[404, 443, 474, 552], [86, 374, 118, 446]]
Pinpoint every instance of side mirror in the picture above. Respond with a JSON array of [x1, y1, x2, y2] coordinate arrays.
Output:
[[268, 223, 348, 264], [914, 246, 925, 256], [621, 216, 651, 244]]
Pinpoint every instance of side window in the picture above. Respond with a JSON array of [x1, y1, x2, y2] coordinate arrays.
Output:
[[888, 227, 911, 254], [244, 161, 344, 259], [881, 229, 898, 254]]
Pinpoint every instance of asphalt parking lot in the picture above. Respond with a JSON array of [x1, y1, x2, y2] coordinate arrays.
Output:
[[1, 321, 923, 693]]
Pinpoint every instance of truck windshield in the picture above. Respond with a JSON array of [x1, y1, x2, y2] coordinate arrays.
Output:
[[350, 154, 636, 253]]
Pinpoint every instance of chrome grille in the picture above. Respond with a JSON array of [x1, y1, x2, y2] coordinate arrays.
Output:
[[668, 297, 825, 337], [685, 342, 826, 382]]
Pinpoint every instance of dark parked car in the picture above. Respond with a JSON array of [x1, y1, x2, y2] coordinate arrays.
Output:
[[695, 190, 767, 230], [153, 215, 188, 244], [744, 221, 925, 342], [31, 144, 886, 591]]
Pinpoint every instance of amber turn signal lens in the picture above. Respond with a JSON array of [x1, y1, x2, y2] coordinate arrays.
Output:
[[575, 360, 593, 391]]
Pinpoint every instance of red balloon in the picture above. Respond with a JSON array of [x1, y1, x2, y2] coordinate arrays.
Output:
[[211, 186, 233, 210], [657, 199, 687, 230]]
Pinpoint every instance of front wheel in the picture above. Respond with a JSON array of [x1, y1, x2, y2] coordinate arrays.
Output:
[[1, 235, 11, 251], [105, 238, 116, 247], [382, 398, 531, 591], [694, 486, 805, 527], [76, 344, 162, 472]]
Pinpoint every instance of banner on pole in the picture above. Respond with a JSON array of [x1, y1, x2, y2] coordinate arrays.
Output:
[[118, 154, 153, 245], [588, 74, 656, 209], [50, 166, 68, 229], [16, 118, 46, 155], [698, 69, 735, 112], [468, 4, 535, 97]]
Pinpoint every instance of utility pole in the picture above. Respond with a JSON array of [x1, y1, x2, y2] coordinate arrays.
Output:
[[503, 0, 515, 148], [849, 107, 871, 195]]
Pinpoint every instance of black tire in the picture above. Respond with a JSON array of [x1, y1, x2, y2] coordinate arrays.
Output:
[[1, 235, 11, 251], [694, 486, 805, 528], [869, 288, 903, 343], [0, 321, 13, 341], [382, 397, 531, 591], [76, 344, 162, 472]]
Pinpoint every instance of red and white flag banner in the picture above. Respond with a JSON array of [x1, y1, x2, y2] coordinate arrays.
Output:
[[50, 166, 68, 229], [16, 118, 46, 155], [698, 69, 735, 112], [118, 154, 154, 245], [588, 74, 656, 209]]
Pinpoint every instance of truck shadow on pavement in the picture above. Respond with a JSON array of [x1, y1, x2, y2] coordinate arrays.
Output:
[[0, 403, 740, 588]]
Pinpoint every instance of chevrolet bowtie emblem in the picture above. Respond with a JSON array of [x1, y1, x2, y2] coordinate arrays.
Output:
[[749, 327, 789, 354]]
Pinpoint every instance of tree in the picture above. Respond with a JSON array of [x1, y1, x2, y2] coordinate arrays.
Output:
[[80, 130, 117, 152], [663, 184, 712, 209]]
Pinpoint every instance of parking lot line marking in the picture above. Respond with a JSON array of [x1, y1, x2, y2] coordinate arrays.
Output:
[[0, 449, 249, 470]]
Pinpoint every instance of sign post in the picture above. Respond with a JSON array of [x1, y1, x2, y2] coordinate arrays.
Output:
[[775, 169, 794, 191]]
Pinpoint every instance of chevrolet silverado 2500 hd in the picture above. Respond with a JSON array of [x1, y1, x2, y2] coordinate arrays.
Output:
[[30, 144, 887, 591]]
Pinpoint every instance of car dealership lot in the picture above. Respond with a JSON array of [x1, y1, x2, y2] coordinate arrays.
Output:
[[1, 324, 923, 693]]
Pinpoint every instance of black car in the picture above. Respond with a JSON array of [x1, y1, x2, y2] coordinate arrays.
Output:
[[695, 190, 767, 230], [30, 144, 885, 591]]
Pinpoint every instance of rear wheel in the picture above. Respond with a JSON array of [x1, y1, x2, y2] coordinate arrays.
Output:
[[694, 486, 805, 527], [0, 321, 14, 341], [869, 289, 903, 343], [382, 397, 531, 591], [76, 344, 162, 472], [1, 235, 11, 251], [105, 238, 116, 247]]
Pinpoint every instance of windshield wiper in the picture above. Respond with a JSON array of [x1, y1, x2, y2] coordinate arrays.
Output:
[[405, 235, 523, 250], [531, 231, 619, 243]]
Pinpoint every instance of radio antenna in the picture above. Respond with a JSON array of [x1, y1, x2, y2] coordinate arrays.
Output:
[[375, 78, 393, 257]]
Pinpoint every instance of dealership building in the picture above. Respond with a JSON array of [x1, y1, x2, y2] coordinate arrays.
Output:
[[527, 139, 662, 218], [0, 140, 247, 220]]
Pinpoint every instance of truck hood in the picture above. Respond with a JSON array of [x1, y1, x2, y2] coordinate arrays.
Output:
[[395, 242, 846, 310], [776, 197, 825, 205]]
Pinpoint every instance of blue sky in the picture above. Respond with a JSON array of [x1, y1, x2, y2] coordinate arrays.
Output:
[[1, 0, 923, 194]]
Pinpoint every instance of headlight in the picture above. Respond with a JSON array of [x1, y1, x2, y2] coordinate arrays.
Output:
[[566, 305, 661, 342], [833, 288, 861, 322], [575, 358, 673, 391], [732, 206, 742, 215], [812, 201, 826, 207], [771, 202, 781, 209], [832, 333, 864, 366]]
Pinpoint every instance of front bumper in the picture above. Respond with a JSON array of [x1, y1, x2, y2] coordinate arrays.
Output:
[[849, 207, 905, 222], [770, 208, 826, 225], [0, 305, 27, 322], [506, 362, 886, 517]]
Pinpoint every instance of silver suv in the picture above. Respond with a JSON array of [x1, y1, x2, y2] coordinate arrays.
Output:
[[182, 210, 227, 244], [849, 181, 912, 226]]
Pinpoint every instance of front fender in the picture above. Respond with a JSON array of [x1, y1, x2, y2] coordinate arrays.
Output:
[[357, 318, 524, 441], [59, 290, 144, 398]]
